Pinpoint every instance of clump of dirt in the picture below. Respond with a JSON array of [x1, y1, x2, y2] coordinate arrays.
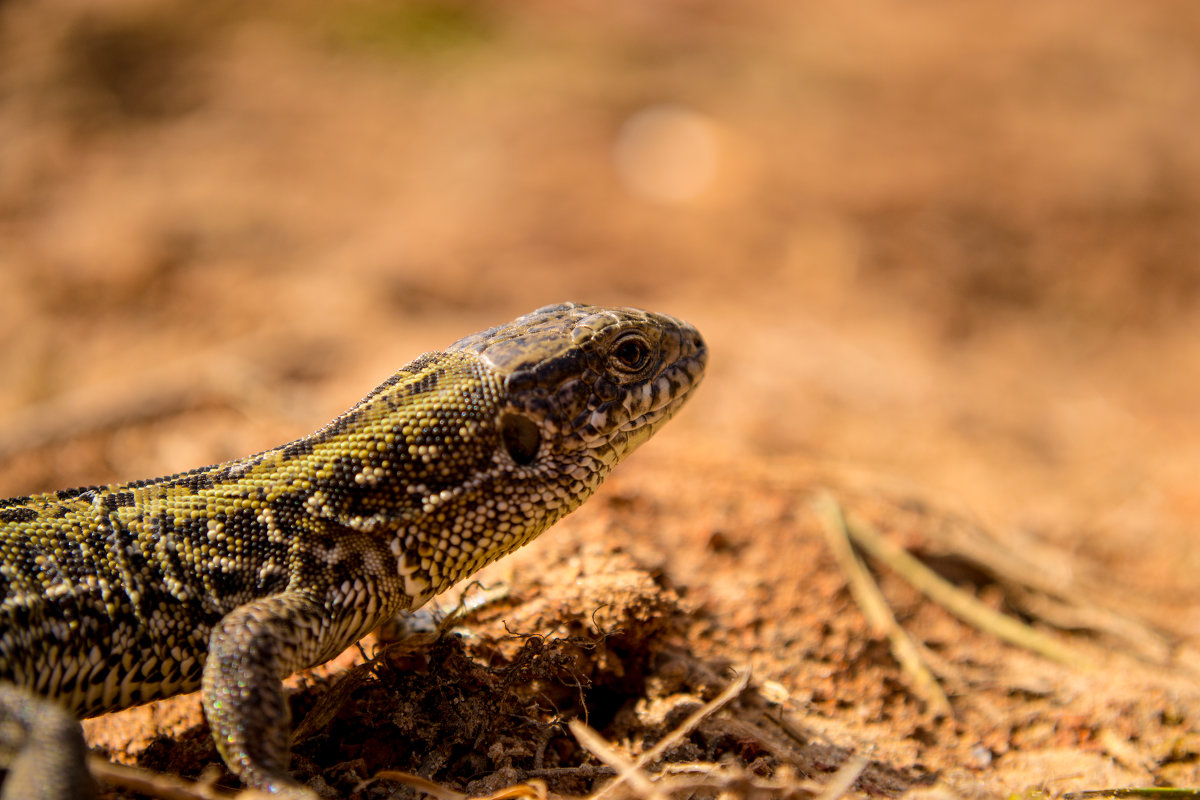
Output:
[[286, 562, 690, 798]]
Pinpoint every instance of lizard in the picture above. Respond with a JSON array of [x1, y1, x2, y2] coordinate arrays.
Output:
[[0, 302, 707, 799]]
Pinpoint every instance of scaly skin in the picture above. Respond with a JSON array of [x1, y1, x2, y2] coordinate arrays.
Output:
[[0, 303, 707, 798]]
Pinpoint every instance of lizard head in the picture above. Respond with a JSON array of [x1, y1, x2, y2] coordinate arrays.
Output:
[[368, 302, 706, 597], [449, 302, 707, 475]]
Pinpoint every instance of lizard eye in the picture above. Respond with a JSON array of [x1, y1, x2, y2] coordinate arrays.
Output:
[[501, 413, 541, 465], [610, 334, 652, 373]]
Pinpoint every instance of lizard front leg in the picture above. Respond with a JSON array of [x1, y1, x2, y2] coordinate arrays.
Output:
[[201, 592, 333, 799]]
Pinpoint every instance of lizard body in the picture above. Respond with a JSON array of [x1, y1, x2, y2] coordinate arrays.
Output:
[[0, 303, 706, 798]]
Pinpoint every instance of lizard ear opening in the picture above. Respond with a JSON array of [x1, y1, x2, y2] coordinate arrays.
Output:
[[500, 413, 541, 465]]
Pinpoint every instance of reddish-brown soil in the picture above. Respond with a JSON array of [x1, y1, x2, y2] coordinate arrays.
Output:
[[3, 2, 1200, 798]]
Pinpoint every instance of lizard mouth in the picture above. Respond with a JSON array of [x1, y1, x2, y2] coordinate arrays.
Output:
[[593, 323, 707, 460], [623, 343, 706, 432]]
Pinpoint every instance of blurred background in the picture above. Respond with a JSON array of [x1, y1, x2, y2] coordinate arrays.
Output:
[[3, 1, 1200, 790], [4, 0, 1200, 558]]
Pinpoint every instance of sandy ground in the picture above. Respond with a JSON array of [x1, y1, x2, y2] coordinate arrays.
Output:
[[3, 2, 1200, 797]]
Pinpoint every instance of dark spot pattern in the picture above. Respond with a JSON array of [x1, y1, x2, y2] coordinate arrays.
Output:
[[0, 507, 37, 524]]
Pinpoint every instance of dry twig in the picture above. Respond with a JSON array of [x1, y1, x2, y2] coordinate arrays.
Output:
[[838, 504, 1095, 670], [87, 755, 275, 800], [813, 754, 869, 800], [813, 495, 952, 716], [577, 668, 751, 800]]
